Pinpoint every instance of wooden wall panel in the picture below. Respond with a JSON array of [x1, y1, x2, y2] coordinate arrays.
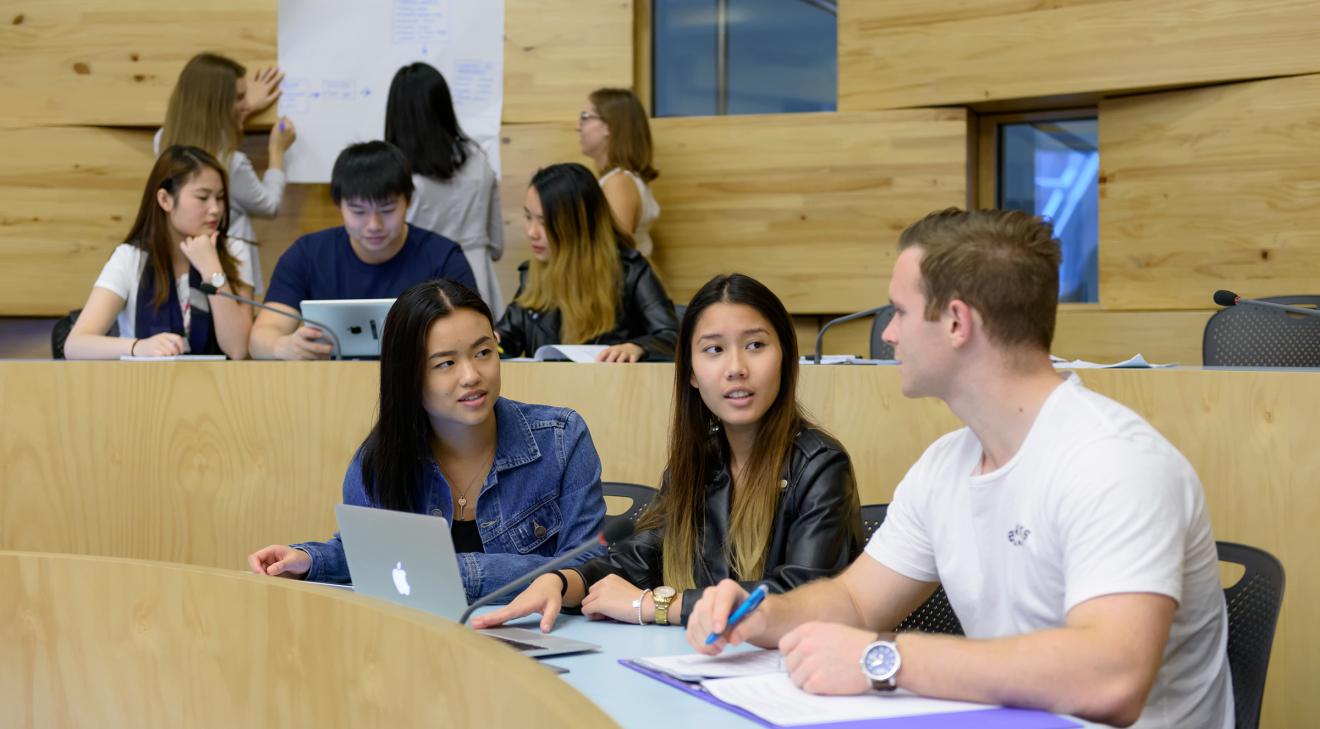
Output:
[[648, 110, 970, 313], [0, 126, 154, 315], [839, 0, 1320, 110], [814, 309, 1215, 366], [0, 361, 1316, 727], [1099, 74, 1320, 309], [0, 0, 631, 128], [503, 0, 634, 123]]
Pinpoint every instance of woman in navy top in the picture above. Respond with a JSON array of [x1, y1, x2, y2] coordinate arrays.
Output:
[[248, 279, 607, 601]]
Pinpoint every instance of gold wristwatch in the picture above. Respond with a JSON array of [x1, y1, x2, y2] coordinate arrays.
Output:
[[652, 585, 677, 625]]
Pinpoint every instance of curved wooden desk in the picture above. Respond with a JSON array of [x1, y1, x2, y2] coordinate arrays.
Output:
[[0, 551, 618, 728]]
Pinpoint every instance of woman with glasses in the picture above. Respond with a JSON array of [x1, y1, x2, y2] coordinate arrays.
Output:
[[576, 88, 661, 258]]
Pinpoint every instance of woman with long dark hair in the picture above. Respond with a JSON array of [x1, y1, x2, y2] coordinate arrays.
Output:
[[386, 62, 504, 315], [475, 273, 862, 631], [496, 162, 677, 362], [65, 145, 254, 359], [248, 279, 607, 600]]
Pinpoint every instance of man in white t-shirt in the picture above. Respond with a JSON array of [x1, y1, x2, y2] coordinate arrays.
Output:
[[685, 209, 1232, 728]]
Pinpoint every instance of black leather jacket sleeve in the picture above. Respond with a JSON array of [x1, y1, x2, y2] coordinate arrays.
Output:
[[678, 447, 862, 625], [622, 256, 679, 361], [494, 301, 531, 358], [574, 526, 665, 593]]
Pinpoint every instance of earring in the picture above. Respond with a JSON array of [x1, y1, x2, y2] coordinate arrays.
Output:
[[709, 418, 721, 434]]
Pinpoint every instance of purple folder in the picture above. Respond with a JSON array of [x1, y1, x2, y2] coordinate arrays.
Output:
[[620, 660, 1080, 729]]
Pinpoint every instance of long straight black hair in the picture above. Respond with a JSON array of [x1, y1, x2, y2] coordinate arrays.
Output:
[[637, 273, 808, 589], [384, 62, 470, 180], [360, 278, 495, 512]]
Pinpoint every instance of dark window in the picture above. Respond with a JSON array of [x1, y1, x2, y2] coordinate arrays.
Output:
[[998, 118, 1100, 303], [653, 0, 837, 117]]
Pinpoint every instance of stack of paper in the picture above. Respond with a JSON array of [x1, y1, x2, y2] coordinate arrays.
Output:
[[625, 650, 1079, 728]]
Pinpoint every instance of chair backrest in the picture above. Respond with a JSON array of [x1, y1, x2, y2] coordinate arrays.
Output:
[[859, 503, 965, 637], [601, 482, 656, 533], [51, 309, 120, 359], [869, 305, 896, 360], [1218, 541, 1285, 729], [1203, 295, 1320, 366]]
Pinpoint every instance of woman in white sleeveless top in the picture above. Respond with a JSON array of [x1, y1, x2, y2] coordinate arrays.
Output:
[[386, 63, 505, 316], [578, 88, 661, 258]]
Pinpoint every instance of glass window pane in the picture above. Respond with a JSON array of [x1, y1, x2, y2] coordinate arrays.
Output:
[[654, 0, 718, 117], [653, 0, 837, 117], [998, 118, 1100, 303], [726, 0, 836, 114]]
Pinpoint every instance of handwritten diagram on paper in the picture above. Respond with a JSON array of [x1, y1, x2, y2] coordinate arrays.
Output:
[[277, 0, 504, 183]]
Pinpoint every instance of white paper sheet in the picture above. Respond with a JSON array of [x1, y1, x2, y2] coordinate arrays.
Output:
[[119, 355, 227, 361], [532, 345, 608, 363], [635, 649, 784, 682], [702, 673, 998, 726], [1050, 353, 1175, 369], [277, 0, 504, 183]]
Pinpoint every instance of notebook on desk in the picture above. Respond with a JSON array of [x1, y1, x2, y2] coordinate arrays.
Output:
[[622, 650, 1079, 728], [335, 504, 599, 658]]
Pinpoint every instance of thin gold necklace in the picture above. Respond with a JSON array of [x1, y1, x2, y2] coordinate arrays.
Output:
[[449, 445, 495, 520]]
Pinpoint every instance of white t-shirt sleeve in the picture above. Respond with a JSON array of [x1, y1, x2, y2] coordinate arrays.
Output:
[[93, 245, 145, 301], [864, 460, 940, 583], [1055, 439, 1195, 612]]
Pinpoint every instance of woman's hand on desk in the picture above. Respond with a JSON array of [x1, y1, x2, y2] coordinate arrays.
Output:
[[581, 573, 651, 624], [471, 573, 564, 633], [248, 544, 311, 578], [595, 343, 645, 363]]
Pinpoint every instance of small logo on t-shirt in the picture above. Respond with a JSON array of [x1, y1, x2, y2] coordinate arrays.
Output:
[[1008, 525, 1031, 546]]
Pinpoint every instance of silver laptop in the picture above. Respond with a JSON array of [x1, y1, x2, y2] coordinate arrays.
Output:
[[334, 504, 600, 658], [299, 298, 394, 358]]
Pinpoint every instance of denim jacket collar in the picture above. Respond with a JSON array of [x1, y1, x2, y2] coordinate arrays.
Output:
[[490, 397, 541, 471]]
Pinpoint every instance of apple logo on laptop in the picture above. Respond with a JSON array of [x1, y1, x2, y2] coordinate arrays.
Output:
[[392, 561, 412, 596]]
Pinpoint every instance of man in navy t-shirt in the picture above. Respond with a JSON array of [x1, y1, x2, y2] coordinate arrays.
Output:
[[249, 141, 476, 360]]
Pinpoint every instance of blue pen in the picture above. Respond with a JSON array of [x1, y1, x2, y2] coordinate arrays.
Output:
[[705, 584, 769, 645]]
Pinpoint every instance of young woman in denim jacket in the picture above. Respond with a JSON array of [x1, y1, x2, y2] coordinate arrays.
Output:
[[475, 274, 863, 631], [248, 279, 607, 601]]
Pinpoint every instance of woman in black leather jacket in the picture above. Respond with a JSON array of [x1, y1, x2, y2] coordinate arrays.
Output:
[[474, 273, 863, 632], [495, 163, 677, 362]]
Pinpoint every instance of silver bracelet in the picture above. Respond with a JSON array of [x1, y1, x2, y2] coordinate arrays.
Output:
[[636, 588, 652, 626]]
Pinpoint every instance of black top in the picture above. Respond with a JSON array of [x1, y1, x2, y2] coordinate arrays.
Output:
[[452, 519, 485, 554], [495, 247, 679, 361], [574, 428, 863, 625]]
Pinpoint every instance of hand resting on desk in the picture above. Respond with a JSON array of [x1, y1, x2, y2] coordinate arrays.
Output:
[[248, 544, 312, 578]]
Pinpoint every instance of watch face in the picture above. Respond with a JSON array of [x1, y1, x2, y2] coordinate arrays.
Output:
[[654, 586, 677, 600], [210, 272, 226, 286], [863, 642, 900, 681]]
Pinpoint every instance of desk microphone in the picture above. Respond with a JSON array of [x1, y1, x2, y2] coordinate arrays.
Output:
[[195, 283, 343, 359], [1212, 289, 1320, 318], [813, 306, 890, 363], [458, 519, 635, 625]]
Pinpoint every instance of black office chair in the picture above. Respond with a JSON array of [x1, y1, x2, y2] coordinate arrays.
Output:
[[1203, 295, 1320, 366], [51, 309, 119, 359], [869, 305, 896, 360], [1218, 541, 1285, 729], [602, 482, 656, 533], [859, 503, 965, 636]]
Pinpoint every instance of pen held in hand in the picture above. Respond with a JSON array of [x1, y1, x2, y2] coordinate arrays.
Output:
[[705, 584, 769, 645]]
